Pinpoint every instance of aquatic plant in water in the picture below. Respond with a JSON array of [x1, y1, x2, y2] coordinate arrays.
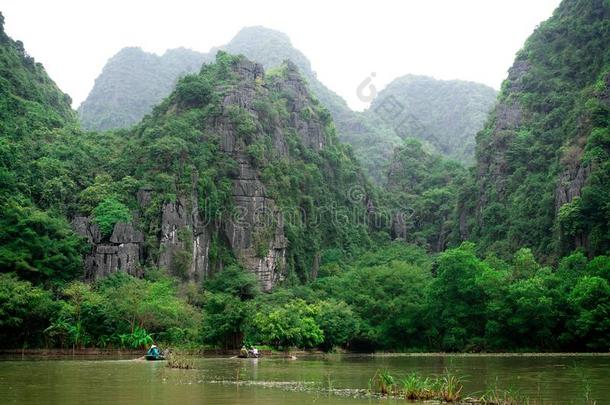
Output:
[[166, 352, 195, 369], [371, 368, 464, 401]]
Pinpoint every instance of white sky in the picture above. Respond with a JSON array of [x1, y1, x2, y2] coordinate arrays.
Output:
[[2, 0, 561, 111]]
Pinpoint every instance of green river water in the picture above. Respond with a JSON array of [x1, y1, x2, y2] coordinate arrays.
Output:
[[1, 354, 609, 404]]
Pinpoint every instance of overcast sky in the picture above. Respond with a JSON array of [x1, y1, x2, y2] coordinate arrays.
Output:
[[2, 0, 561, 110]]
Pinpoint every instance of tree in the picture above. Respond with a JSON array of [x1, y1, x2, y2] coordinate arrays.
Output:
[[92, 197, 132, 237], [314, 300, 358, 350], [0, 199, 84, 286], [201, 292, 248, 349], [97, 273, 199, 337], [505, 272, 559, 350], [567, 276, 610, 350], [427, 243, 488, 351], [46, 281, 106, 348], [0, 273, 55, 347], [203, 265, 259, 300], [175, 74, 213, 107], [252, 299, 323, 349]]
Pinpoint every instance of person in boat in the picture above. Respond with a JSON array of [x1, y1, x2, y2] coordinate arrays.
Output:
[[147, 344, 161, 359], [250, 347, 259, 357]]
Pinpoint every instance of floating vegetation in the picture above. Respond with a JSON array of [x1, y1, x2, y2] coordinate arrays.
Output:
[[169, 366, 595, 405], [371, 368, 464, 401], [166, 352, 195, 369]]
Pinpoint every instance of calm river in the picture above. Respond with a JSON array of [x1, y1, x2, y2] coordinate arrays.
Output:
[[1, 354, 609, 404]]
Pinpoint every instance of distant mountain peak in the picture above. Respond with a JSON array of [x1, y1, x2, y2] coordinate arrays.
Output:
[[232, 26, 293, 44]]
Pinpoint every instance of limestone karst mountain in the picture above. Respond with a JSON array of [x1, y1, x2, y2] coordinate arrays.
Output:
[[74, 53, 373, 290], [78, 27, 497, 181], [368, 75, 497, 165], [458, 0, 609, 260]]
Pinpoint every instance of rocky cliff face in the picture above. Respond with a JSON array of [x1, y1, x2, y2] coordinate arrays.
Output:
[[73, 53, 364, 290], [213, 58, 288, 290], [157, 196, 211, 283], [72, 217, 143, 280]]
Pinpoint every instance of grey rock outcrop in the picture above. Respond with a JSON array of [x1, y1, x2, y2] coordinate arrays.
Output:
[[158, 196, 211, 283], [214, 59, 289, 290], [72, 217, 142, 280]]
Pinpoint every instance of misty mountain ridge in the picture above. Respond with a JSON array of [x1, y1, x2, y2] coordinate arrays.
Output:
[[77, 26, 497, 180]]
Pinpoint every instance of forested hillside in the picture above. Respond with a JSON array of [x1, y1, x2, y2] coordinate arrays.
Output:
[[384, 139, 468, 252], [459, 0, 610, 261], [0, 12, 83, 286], [367, 75, 497, 164], [0, 0, 609, 354]]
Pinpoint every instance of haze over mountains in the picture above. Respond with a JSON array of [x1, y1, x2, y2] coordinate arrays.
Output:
[[78, 26, 497, 180]]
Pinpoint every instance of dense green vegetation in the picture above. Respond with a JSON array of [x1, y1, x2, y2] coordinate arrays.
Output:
[[186, 242, 610, 352], [0, 272, 199, 348], [0, 0, 609, 355], [0, 12, 84, 287], [383, 139, 468, 251], [464, 0, 610, 261], [5, 240, 608, 352]]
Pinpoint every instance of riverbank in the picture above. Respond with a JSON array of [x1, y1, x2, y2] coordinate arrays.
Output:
[[0, 347, 310, 358], [2, 348, 609, 358]]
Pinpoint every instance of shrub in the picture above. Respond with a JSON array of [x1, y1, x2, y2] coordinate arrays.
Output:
[[92, 197, 131, 237]]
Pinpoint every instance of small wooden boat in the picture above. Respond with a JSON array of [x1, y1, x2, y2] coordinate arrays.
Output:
[[145, 345, 165, 360], [238, 348, 261, 358]]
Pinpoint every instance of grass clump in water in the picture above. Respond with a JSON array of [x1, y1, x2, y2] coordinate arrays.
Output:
[[166, 352, 195, 369], [371, 368, 463, 401]]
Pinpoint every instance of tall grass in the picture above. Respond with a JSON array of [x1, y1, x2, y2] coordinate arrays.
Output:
[[401, 372, 435, 400], [478, 382, 529, 405], [440, 368, 463, 401], [371, 368, 464, 401]]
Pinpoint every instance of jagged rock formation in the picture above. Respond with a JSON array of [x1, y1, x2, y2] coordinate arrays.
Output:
[[220, 27, 351, 133], [157, 197, 210, 283], [209, 58, 287, 290], [74, 53, 370, 290], [72, 217, 143, 280], [460, 0, 610, 259]]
